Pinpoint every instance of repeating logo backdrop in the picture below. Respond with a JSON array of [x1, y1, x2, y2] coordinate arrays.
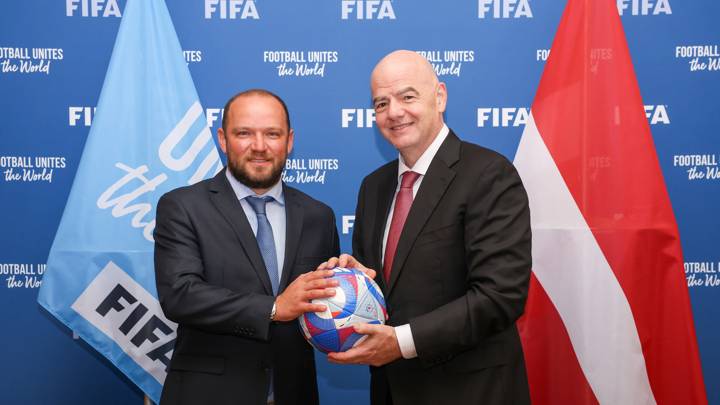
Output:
[[1, 1, 718, 403]]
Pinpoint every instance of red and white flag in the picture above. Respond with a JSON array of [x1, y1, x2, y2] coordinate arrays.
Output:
[[514, 1, 707, 404]]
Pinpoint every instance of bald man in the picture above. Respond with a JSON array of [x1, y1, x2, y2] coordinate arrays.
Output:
[[324, 50, 532, 404]]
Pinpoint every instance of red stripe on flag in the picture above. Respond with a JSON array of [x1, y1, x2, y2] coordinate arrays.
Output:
[[519, 274, 598, 405], [527, 0, 707, 403]]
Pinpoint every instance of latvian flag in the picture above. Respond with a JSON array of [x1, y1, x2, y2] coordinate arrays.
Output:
[[514, 0, 708, 404]]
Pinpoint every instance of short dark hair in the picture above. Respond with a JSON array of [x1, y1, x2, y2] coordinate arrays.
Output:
[[221, 89, 291, 132]]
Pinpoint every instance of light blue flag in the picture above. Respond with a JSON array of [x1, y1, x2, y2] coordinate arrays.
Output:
[[37, 0, 222, 401]]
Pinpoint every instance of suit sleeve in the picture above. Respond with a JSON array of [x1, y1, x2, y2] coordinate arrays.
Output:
[[410, 158, 532, 359], [154, 193, 275, 341]]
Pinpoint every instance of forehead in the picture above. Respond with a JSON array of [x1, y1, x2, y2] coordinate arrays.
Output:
[[226, 95, 286, 125], [371, 60, 433, 96], [229, 94, 283, 114]]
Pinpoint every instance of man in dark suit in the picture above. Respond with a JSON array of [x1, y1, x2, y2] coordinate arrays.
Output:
[[325, 50, 532, 404], [154, 89, 340, 405]]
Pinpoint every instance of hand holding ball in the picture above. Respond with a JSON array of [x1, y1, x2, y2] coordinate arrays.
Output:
[[299, 267, 387, 353]]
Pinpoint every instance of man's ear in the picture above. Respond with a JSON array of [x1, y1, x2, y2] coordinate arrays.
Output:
[[436, 82, 448, 113], [217, 127, 228, 155], [287, 128, 295, 154]]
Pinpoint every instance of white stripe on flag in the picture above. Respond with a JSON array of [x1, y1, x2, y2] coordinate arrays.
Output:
[[514, 113, 656, 405]]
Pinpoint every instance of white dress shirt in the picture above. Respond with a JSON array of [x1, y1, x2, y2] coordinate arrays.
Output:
[[382, 124, 450, 359]]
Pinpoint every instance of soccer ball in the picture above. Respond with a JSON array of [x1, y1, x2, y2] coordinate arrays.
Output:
[[299, 267, 387, 353]]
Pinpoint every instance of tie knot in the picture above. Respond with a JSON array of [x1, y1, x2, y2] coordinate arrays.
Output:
[[400, 171, 420, 189], [246, 196, 273, 215]]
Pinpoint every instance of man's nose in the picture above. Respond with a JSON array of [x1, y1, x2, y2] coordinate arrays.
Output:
[[386, 100, 404, 119], [250, 133, 267, 151]]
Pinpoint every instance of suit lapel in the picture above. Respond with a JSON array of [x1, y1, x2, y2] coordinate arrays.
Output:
[[387, 132, 460, 295], [208, 171, 274, 295], [279, 185, 303, 293]]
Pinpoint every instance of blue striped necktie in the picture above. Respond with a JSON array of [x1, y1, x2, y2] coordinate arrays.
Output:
[[246, 196, 279, 296]]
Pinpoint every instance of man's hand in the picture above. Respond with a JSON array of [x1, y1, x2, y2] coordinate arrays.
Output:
[[327, 323, 402, 367], [317, 253, 377, 280], [274, 270, 337, 322]]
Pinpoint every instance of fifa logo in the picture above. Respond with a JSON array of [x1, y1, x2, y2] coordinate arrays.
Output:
[[65, 0, 121, 17], [205, 108, 223, 129], [72, 262, 176, 381], [341, 109, 376, 128], [477, 108, 530, 128], [342, 216, 355, 234], [69, 106, 96, 127], [69, 106, 223, 128], [644, 105, 670, 125], [204, 0, 259, 19], [617, 0, 672, 16], [341, 1, 396, 20], [476, 106, 669, 128], [478, 0, 533, 19]]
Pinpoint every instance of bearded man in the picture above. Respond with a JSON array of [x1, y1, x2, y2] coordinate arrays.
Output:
[[154, 89, 340, 405]]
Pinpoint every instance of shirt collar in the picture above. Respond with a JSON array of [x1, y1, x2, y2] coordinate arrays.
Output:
[[225, 168, 285, 205], [397, 124, 449, 178]]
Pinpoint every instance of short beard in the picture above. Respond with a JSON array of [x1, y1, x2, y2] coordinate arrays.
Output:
[[228, 158, 284, 191]]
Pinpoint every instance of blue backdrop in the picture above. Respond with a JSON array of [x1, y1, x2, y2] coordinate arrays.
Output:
[[1, 0, 718, 403]]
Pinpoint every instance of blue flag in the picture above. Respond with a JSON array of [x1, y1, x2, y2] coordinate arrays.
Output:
[[37, 0, 222, 401]]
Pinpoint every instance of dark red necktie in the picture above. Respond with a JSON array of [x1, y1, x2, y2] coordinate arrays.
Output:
[[383, 171, 421, 283]]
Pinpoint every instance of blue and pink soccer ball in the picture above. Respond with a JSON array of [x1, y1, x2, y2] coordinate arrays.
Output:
[[299, 267, 387, 353]]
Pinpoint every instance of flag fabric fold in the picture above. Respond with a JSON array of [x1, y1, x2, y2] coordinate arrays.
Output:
[[514, 0, 707, 404], [37, 0, 222, 401]]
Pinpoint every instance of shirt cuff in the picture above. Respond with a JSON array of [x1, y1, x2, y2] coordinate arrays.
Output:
[[394, 324, 417, 359], [270, 301, 277, 321]]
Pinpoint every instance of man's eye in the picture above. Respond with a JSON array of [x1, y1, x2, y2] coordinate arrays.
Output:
[[374, 102, 387, 110], [403, 95, 416, 101]]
